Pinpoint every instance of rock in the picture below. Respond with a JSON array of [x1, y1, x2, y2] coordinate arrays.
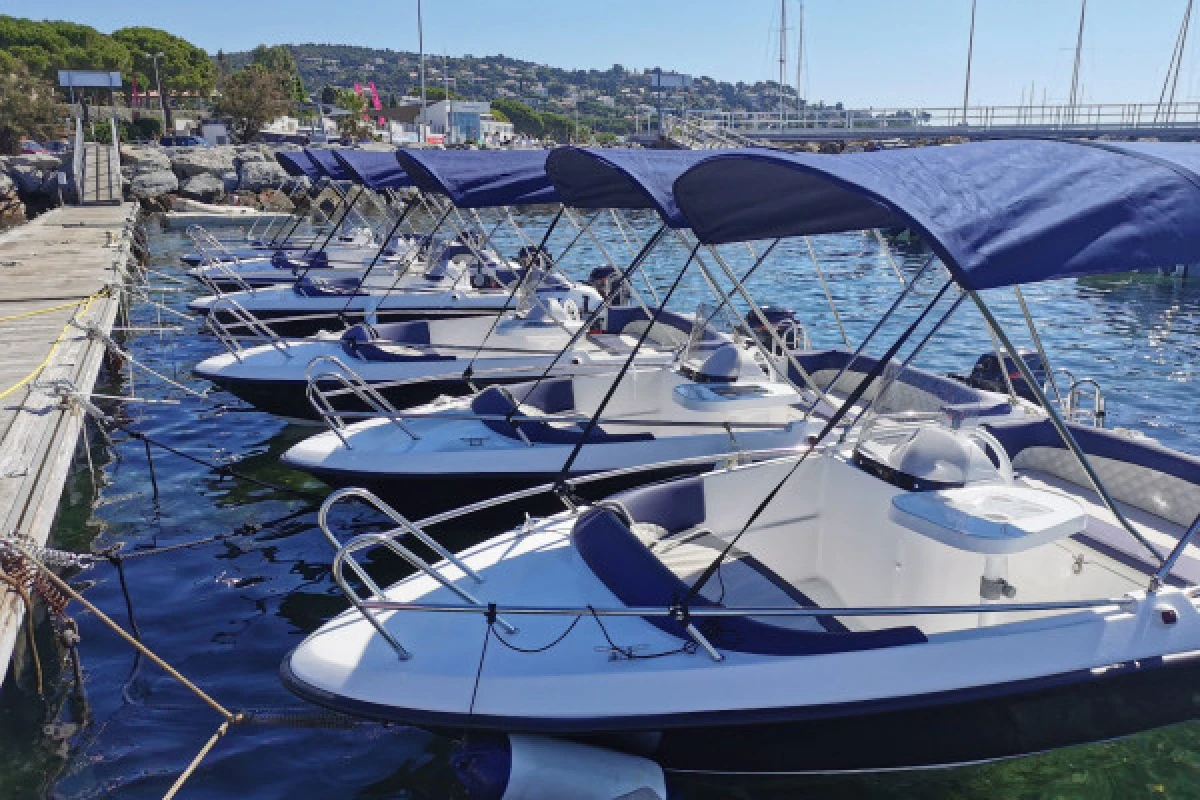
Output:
[[171, 147, 237, 178], [120, 145, 172, 172], [179, 173, 225, 202], [129, 169, 179, 199], [234, 148, 268, 164], [256, 189, 294, 212], [0, 171, 24, 222], [237, 160, 289, 191]]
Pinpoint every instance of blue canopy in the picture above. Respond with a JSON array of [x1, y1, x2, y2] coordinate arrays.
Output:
[[394, 149, 560, 207], [546, 147, 746, 228], [276, 150, 319, 180], [672, 140, 1200, 290], [331, 149, 412, 191], [304, 149, 352, 182]]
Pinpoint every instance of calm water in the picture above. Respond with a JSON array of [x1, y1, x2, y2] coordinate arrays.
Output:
[[3, 211, 1200, 799]]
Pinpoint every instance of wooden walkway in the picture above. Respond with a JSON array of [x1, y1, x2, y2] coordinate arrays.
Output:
[[0, 203, 138, 684], [80, 142, 121, 205]]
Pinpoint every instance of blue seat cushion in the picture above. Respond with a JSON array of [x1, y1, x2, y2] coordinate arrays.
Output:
[[572, 505, 926, 656]]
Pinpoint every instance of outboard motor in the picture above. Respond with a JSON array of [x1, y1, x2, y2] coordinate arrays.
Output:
[[517, 245, 553, 270], [959, 351, 1047, 403], [452, 735, 667, 800], [749, 305, 800, 350], [586, 265, 631, 306]]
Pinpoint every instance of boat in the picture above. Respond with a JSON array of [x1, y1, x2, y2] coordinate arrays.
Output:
[[185, 149, 604, 337], [193, 282, 682, 422], [279, 311, 828, 513], [162, 197, 295, 230], [283, 140, 1200, 775]]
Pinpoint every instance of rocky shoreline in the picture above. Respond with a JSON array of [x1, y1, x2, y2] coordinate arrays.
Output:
[[0, 143, 307, 222]]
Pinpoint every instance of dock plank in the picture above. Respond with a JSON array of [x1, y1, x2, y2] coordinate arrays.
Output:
[[0, 203, 137, 684]]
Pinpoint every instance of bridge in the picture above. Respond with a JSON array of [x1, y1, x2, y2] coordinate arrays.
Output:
[[637, 102, 1200, 148]]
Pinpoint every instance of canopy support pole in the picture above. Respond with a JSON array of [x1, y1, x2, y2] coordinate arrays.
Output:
[[554, 243, 699, 484], [683, 279, 956, 607], [515, 224, 670, 417], [460, 207, 567, 381], [1013, 286, 1064, 408], [562, 207, 655, 314], [697, 239, 832, 403], [803, 236, 851, 348], [968, 290, 1166, 566], [606, 209, 663, 306], [871, 229, 908, 287]]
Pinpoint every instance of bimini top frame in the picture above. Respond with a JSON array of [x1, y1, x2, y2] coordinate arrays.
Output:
[[673, 139, 1200, 290], [395, 148, 561, 207]]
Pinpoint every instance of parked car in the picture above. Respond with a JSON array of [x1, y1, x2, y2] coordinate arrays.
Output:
[[159, 135, 207, 147], [19, 140, 47, 154], [43, 140, 69, 154]]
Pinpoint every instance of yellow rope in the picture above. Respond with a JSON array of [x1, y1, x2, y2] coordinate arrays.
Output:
[[0, 291, 106, 401], [16, 544, 236, 721], [0, 297, 91, 325], [161, 719, 233, 800]]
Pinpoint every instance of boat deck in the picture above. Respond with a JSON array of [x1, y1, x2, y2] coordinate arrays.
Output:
[[0, 203, 139, 683]]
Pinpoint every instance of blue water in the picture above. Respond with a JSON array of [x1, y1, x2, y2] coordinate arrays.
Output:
[[3, 212, 1200, 799]]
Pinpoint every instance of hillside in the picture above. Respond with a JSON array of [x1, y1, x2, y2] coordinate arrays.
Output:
[[223, 43, 839, 134]]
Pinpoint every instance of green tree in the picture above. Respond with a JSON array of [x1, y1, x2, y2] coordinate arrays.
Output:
[[334, 87, 372, 141], [422, 85, 462, 102], [111, 26, 214, 127], [214, 65, 291, 142], [491, 99, 542, 138], [0, 62, 66, 154], [0, 16, 132, 82], [540, 111, 574, 142], [251, 44, 305, 103]]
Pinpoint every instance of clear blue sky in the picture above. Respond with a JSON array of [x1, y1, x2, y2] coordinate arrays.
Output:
[[19, 0, 1200, 108]]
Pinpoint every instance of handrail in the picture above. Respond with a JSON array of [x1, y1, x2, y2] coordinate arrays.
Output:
[[304, 355, 420, 441], [203, 296, 291, 359], [71, 117, 84, 203], [107, 117, 119, 202], [319, 487, 517, 658]]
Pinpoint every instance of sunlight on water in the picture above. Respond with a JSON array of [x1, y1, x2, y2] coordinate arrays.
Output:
[[2, 212, 1200, 798]]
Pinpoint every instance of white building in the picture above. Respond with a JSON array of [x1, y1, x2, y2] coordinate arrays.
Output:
[[419, 100, 514, 145]]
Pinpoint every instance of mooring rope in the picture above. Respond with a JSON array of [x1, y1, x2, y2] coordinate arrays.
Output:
[[0, 289, 108, 401]]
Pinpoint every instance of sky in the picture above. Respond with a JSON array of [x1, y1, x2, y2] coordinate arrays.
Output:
[[13, 0, 1200, 109]]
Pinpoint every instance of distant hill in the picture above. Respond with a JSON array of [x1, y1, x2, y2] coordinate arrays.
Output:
[[221, 43, 840, 134]]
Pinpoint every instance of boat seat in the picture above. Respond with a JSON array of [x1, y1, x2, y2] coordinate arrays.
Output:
[[1018, 468, 1200, 587], [572, 503, 927, 656], [469, 383, 654, 445]]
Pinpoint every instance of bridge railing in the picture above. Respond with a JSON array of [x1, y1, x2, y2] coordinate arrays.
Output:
[[681, 102, 1200, 135]]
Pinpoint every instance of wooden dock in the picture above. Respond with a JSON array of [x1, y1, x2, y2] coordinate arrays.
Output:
[[0, 203, 139, 685]]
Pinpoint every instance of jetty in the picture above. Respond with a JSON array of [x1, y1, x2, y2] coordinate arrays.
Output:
[[0, 202, 139, 684]]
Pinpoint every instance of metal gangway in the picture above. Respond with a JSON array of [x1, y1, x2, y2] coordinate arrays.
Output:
[[74, 117, 122, 205], [656, 101, 1200, 144]]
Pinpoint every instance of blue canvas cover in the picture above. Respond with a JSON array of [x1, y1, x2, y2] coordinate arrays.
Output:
[[305, 149, 353, 182], [331, 149, 412, 190], [276, 151, 319, 180], [545, 147, 749, 227], [672, 140, 1200, 289], [394, 149, 559, 207]]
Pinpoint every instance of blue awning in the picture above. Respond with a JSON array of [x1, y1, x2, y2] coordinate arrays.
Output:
[[394, 149, 559, 207], [331, 149, 412, 191], [276, 150, 319, 180], [304, 149, 352, 182], [672, 140, 1200, 290], [546, 147, 748, 227]]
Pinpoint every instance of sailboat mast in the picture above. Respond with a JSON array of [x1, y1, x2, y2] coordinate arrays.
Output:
[[961, 0, 977, 126], [779, 0, 787, 123], [418, 0, 427, 142], [1067, 0, 1088, 121], [796, 2, 804, 119]]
